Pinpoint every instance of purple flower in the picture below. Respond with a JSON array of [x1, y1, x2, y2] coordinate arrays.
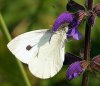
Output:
[[52, 12, 73, 32], [66, 61, 83, 80], [66, 61, 88, 80], [67, 10, 86, 40], [52, 11, 85, 40], [67, 20, 82, 40], [67, 27, 82, 40]]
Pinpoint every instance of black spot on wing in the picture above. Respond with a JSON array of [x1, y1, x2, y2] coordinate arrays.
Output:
[[26, 45, 32, 51]]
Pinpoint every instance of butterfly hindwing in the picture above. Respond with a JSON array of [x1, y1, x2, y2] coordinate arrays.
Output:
[[28, 30, 66, 78]]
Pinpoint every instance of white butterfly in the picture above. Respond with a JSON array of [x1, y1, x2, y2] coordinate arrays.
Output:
[[7, 27, 68, 79]]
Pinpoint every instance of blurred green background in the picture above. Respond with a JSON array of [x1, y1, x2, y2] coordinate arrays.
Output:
[[0, 0, 100, 86]]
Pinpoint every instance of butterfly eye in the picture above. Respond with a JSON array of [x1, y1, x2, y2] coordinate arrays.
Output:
[[26, 45, 32, 51]]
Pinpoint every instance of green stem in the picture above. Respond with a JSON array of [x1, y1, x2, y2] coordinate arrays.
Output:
[[0, 13, 31, 86]]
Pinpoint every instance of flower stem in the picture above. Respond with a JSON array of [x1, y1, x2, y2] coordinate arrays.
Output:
[[0, 13, 31, 86], [81, 19, 91, 86], [81, 0, 93, 86]]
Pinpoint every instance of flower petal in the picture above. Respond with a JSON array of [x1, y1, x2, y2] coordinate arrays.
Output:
[[66, 0, 85, 13], [67, 27, 82, 40], [66, 61, 83, 80], [63, 52, 82, 65], [71, 28, 81, 40], [52, 12, 73, 32]]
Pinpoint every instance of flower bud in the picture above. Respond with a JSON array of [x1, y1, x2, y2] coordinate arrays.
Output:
[[73, 10, 86, 23], [66, 61, 89, 80], [88, 11, 95, 26], [90, 55, 100, 71], [93, 4, 100, 17]]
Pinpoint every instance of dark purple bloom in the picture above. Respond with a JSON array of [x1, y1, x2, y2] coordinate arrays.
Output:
[[52, 11, 85, 40], [52, 12, 73, 32], [66, 61, 88, 80], [67, 0, 85, 13], [89, 15, 95, 26], [67, 20, 82, 40], [88, 11, 96, 26], [63, 52, 82, 65], [67, 27, 82, 40], [66, 61, 83, 80], [67, 10, 86, 40]]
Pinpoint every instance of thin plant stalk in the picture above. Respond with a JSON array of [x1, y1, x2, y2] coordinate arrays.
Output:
[[0, 13, 31, 86], [81, 19, 91, 86], [81, 0, 93, 86]]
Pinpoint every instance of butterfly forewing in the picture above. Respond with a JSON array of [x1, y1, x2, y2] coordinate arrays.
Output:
[[7, 29, 50, 64]]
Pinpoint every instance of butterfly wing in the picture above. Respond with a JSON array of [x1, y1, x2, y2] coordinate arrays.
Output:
[[7, 29, 51, 64], [7, 28, 67, 79], [28, 30, 66, 79]]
